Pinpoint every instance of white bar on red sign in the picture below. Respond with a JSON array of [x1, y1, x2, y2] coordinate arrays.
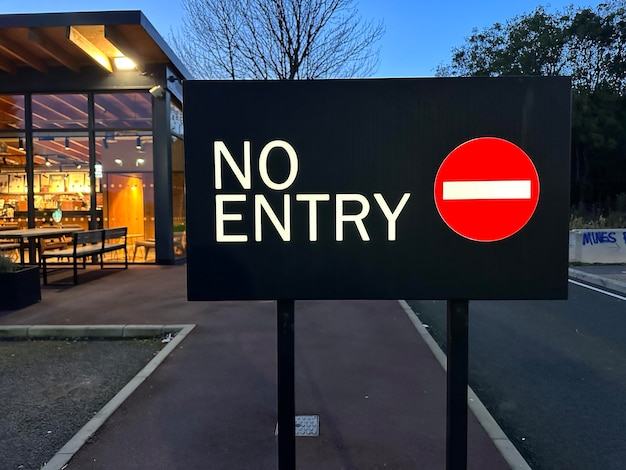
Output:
[[442, 180, 531, 201]]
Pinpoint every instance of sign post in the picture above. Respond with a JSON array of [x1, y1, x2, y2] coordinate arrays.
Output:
[[183, 77, 571, 469], [447, 300, 469, 470], [277, 299, 296, 469]]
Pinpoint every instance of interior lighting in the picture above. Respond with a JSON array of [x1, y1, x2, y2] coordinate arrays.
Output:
[[45, 157, 52, 167], [65, 137, 70, 150], [18, 137, 24, 150], [136, 136, 142, 150], [95, 161, 103, 178], [114, 158, 123, 166], [135, 158, 145, 166], [102, 138, 109, 149], [75, 163, 82, 169]]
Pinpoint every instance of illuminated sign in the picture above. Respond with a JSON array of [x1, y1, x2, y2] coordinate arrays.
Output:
[[184, 78, 571, 301]]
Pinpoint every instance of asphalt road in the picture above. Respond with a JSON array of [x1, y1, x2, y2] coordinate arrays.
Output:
[[407, 280, 626, 470]]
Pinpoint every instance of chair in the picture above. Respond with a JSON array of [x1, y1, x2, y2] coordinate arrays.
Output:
[[133, 238, 156, 261]]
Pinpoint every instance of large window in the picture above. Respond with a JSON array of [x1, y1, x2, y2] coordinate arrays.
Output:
[[0, 91, 161, 263], [33, 131, 91, 228], [171, 103, 185, 260], [95, 92, 154, 261]]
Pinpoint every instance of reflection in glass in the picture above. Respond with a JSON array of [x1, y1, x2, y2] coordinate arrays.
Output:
[[95, 92, 152, 129], [0, 95, 25, 130], [32, 94, 88, 129]]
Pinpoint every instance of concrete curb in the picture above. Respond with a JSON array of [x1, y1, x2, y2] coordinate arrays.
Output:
[[0, 324, 190, 340], [568, 268, 626, 295], [397, 300, 531, 470], [6, 324, 197, 470]]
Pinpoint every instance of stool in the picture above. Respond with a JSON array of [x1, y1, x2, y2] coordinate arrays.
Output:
[[133, 239, 156, 261]]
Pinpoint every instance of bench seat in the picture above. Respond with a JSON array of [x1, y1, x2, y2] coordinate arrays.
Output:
[[42, 227, 128, 285]]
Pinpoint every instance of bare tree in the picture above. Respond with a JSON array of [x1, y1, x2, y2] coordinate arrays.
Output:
[[171, 0, 384, 79]]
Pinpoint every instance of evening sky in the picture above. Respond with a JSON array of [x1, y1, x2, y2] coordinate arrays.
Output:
[[3, 1, 603, 77]]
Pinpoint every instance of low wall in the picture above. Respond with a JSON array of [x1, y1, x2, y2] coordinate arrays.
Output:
[[569, 229, 626, 263]]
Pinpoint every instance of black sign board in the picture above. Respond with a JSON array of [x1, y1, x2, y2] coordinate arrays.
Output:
[[183, 77, 571, 301]]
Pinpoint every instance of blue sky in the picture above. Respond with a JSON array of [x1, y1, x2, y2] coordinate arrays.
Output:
[[3, 0, 602, 77]]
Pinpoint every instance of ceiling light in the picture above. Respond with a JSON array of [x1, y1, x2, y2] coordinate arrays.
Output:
[[65, 137, 70, 150], [102, 138, 109, 149], [45, 157, 51, 167], [136, 136, 142, 150], [114, 158, 123, 166], [135, 158, 145, 166], [113, 56, 137, 71], [18, 137, 24, 150]]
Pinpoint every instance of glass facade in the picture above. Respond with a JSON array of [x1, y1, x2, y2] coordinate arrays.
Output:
[[0, 91, 181, 264], [171, 103, 185, 260]]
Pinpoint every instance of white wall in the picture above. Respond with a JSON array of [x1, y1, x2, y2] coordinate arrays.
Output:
[[569, 229, 626, 263]]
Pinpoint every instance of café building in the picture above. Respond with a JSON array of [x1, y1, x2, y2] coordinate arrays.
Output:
[[0, 11, 190, 264]]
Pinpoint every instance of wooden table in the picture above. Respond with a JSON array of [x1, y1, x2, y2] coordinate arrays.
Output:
[[0, 227, 84, 265]]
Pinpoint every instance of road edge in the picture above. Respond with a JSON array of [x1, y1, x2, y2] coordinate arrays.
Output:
[[568, 267, 626, 295], [397, 300, 531, 470]]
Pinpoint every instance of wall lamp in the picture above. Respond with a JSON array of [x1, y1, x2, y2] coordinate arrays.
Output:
[[149, 85, 165, 98]]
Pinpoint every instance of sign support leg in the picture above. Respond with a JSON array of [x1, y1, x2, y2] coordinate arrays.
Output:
[[447, 299, 469, 470], [277, 299, 295, 469]]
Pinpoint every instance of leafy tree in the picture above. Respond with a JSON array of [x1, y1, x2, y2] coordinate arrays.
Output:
[[171, 0, 384, 80], [437, 2, 626, 209], [436, 7, 570, 78]]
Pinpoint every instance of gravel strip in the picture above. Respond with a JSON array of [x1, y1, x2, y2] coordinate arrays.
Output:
[[0, 339, 164, 470]]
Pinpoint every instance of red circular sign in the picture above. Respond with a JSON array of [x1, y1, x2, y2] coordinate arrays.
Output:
[[434, 137, 540, 242]]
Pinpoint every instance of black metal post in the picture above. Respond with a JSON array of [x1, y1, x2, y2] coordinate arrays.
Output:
[[277, 299, 295, 469], [447, 299, 469, 470]]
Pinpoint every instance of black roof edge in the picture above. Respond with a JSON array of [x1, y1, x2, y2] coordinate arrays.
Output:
[[0, 11, 192, 80]]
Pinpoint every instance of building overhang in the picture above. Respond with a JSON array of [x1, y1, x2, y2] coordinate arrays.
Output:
[[0, 11, 191, 82]]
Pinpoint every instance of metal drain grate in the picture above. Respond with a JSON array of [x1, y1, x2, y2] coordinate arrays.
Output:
[[275, 415, 319, 437]]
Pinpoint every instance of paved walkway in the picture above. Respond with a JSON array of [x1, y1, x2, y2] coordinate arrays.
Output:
[[4, 264, 619, 469]]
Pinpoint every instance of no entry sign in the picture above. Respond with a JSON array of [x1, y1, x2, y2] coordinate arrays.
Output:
[[183, 77, 571, 301], [434, 137, 540, 242]]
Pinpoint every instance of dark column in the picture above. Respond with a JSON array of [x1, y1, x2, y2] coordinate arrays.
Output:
[[277, 299, 295, 469], [447, 299, 469, 470]]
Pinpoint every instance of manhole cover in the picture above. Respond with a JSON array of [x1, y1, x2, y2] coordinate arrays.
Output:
[[275, 415, 319, 437]]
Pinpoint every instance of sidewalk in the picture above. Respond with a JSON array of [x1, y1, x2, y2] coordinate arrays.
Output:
[[0, 265, 538, 469], [568, 264, 626, 295]]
